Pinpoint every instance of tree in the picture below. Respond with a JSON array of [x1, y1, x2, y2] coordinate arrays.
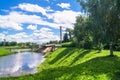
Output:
[[63, 33, 69, 42], [77, 0, 120, 56], [66, 28, 73, 41], [74, 16, 93, 49], [9, 41, 17, 46]]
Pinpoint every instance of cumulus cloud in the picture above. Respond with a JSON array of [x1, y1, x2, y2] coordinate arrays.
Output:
[[0, 11, 42, 30], [0, 15, 23, 30], [0, 28, 59, 43], [0, 33, 5, 41], [1, 32, 30, 42], [0, 3, 82, 43], [45, 6, 54, 12], [46, 10, 81, 29], [57, 3, 70, 9], [32, 27, 59, 43], [27, 25, 37, 30], [7, 32, 28, 40], [7, 3, 81, 29], [53, 10, 80, 24], [0, 11, 59, 30], [18, 3, 47, 16], [40, 27, 51, 32]]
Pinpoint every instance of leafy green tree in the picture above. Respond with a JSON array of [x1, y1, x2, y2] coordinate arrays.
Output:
[[77, 0, 120, 56], [74, 16, 93, 49], [63, 33, 69, 42], [66, 28, 73, 41], [9, 41, 17, 46]]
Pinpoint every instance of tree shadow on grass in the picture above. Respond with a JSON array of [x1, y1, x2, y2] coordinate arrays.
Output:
[[70, 50, 91, 65], [112, 71, 120, 80], [37, 55, 120, 80], [49, 48, 77, 64]]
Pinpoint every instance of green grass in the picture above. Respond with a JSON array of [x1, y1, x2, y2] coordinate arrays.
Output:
[[0, 48, 120, 80], [0, 46, 29, 56], [61, 42, 75, 47], [2, 46, 29, 49], [0, 47, 12, 56]]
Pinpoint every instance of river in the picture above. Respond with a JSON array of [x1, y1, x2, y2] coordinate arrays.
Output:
[[0, 49, 45, 77]]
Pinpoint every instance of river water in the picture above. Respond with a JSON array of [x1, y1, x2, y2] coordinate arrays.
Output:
[[0, 50, 45, 77]]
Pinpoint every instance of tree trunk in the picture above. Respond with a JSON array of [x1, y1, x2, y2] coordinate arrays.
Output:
[[110, 42, 113, 56]]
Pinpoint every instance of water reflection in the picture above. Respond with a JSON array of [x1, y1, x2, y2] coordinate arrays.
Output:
[[0, 52, 45, 77]]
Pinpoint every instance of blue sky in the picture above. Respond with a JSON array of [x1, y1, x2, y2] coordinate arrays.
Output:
[[0, 0, 82, 44]]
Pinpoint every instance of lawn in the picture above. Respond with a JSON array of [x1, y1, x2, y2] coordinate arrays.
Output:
[[0, 47, 12, 56], [0, 47, 120, 80]]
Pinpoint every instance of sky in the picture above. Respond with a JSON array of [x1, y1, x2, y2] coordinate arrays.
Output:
[[0, 0, 82, 44]]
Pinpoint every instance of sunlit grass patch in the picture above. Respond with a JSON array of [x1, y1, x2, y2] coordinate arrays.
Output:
[[0, 47, 11, 56], [1, 47, 120, 80]]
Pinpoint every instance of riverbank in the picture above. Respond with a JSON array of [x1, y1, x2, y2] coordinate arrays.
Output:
[[1, 47, 120, 80], [0, 46, 30, 56], [0, 47, 12, 56], [3, 46, 29, 49]]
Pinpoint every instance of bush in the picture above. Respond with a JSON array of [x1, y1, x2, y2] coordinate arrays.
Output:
[[83, 40, 93, 49], [115, 40, 120, 51], [62, 42, 76, 47]]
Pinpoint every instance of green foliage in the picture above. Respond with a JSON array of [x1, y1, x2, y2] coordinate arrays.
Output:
[[47, 40, 59, 44], [1, 48, 120, 80], [63, 33, 69, 42], [62, 42, 76, 47], [66, 28, 73, 41], [114, 39, 120, 51], [75, 0, 120, 55], [74, 16, 93, 49], [0, 41, 17, 46]]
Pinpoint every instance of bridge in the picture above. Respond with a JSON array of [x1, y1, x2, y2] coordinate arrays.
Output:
[[38, 44, 60, 54]]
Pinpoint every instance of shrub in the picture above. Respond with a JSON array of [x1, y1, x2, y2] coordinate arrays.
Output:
[[62, 42, 76, 47]]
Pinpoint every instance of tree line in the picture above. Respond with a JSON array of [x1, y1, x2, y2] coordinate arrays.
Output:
[[0, 39, 37, 48], [63, 0, 120, 56]]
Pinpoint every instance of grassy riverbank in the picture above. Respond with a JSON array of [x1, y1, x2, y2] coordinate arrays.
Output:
[[0, 46, 30, 56], [2, 46, 29, 49], [0, 47, 12, 56], [1, 47, 120, 80]]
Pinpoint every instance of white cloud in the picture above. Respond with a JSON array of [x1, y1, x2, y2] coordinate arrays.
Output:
[[32, 28, 59, 43], [0, 3, 82, 43], [0, 33, 5, 41], [45, 6, 54, 12], [0, 15, 23, 30], [57, 3, 70, 9], [0, 28, 59, 43], [15, 3, 54, 15], [5, 32, 31, 42], [7, 32, 28, 39], [47, 10, 81, 29], [27, 25, 37, 30], [53, 10, 80, 24], [8, 3, 81, 29], [18, 3, 47, 16], [0, 11, 59, 30], [40, 27, 51, 32]]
